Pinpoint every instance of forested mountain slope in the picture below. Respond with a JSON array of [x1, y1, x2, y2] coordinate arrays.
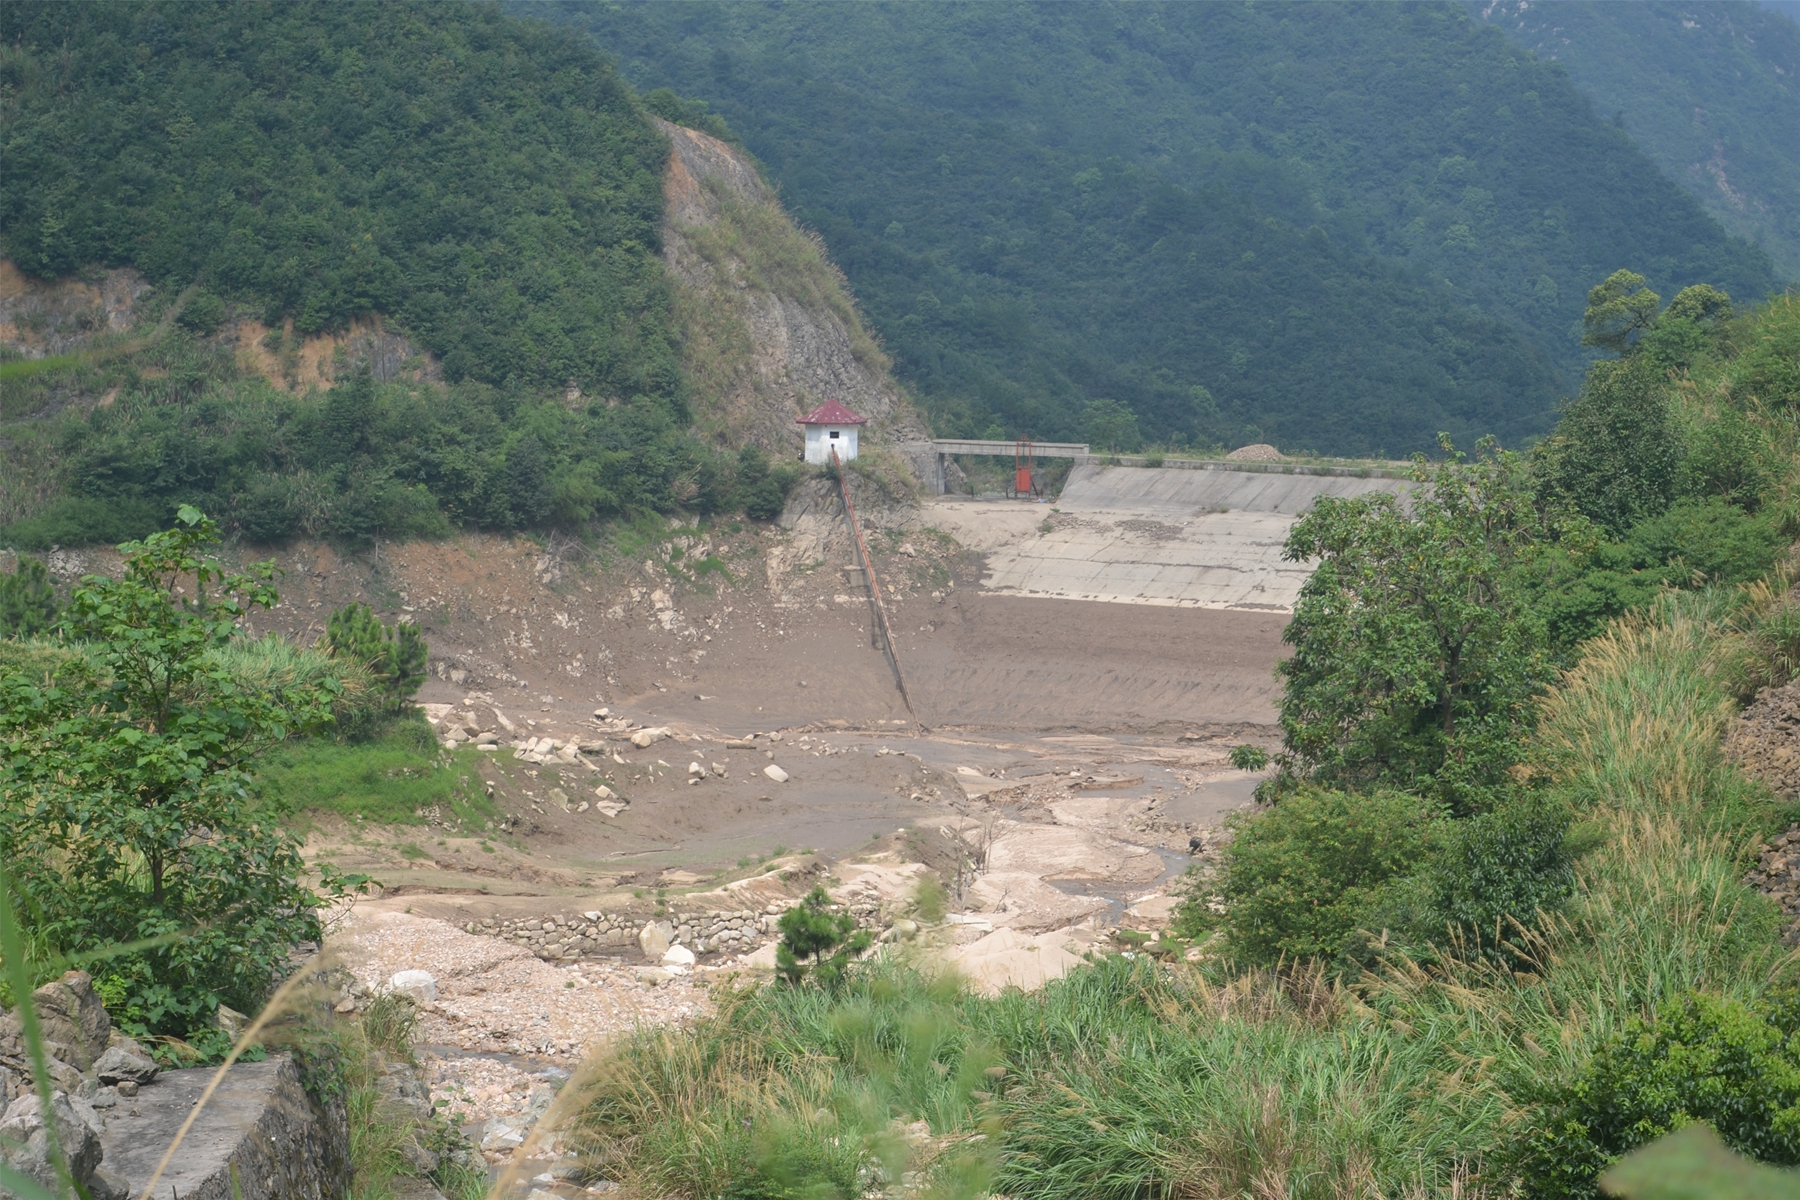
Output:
[[0, 1, 901, 549], [1471, 0, 1800, 283], [536, 0, 1780, 454]]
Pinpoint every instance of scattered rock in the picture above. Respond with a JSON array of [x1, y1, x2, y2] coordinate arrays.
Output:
[[763, 764, 789, 783], [661, 945, 697, 968], [631, 727, 671, 748], [389, 970, 439, 1003], [1728, 677, 1800, 799], [92, 1044, 160, 1087], [0, 1090, 121, 1199], [1745, 826, 1800, 946]]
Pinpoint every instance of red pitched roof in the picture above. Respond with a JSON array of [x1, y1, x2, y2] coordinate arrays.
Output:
[[796, 399, 868, 425]]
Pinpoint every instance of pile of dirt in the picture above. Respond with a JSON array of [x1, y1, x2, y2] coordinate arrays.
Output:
[[1725, 677, 1800, 799], [1224, 443, 1283, 461]]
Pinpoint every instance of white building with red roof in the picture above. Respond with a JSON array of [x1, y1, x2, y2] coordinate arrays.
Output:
[[796, 399, 868, 464]]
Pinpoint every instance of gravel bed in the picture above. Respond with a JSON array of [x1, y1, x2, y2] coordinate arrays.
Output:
[[330, 908, 713, 1140]]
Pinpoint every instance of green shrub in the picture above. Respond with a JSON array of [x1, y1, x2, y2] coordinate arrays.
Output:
[[776, 886, 873, 988], [1176, 788, 1442, 969], [1227, 744, 1269, 771], [1508, 990, 1800, 1199], [0, 508, 348, 1035], [323, 603, 427, 717], [1415, 791, 1582, 959], [1680, 406, 1779, 510], [1625, 497, 1785, 586], [0, 554, 58, 637]]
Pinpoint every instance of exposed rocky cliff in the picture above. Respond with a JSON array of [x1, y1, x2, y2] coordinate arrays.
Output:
[[654, 119, 930, 466]]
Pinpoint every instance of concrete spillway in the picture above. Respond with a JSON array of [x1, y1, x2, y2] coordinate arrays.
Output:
[[928, 462, 1410, 613]]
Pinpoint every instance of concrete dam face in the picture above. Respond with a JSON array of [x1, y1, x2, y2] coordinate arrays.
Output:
[[934, 462, 1411, 612], [905, 463, 1411, 731]]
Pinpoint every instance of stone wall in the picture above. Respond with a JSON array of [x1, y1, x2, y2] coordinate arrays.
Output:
[[465, 907, 781, 960]]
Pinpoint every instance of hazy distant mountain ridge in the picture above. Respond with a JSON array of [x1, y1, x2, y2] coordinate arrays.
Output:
[[1471, 0, 1800, 283], [533, 0, 1780, 454]]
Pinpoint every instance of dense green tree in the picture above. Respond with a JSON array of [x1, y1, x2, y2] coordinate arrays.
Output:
[[0, 557, 58, 638], [0, 508, 344, 1033], [1083, 400, 1140, 454], [0, 335, 791, 549], [1471, 0, 1800, 282], [1278, 439, 1556, 812], [322, 602, 427, 715], [1581, 270, 1663, 355], [1533, 358, 1684, 537], [0, 0, 680, 400]]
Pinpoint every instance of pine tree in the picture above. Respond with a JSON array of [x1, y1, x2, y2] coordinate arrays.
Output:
[[322, 602, 427, 710]]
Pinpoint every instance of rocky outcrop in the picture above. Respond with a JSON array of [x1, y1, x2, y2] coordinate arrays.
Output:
[[1, 1089, 128, 1200], [2, 972, 348, 1200], [30, 971, 112, 1072], [654, 118, 930, 463], [1727, 676, 1800, 799], [98, 1056, 350, 1200], [1745, 828, 1800, 947], [1727, 679, 1800, 944], [0, 260, 151, 359]]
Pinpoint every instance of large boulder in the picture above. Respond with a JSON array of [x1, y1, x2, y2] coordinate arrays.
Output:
[[92, 1043, 160, 1087], [0, 1089, 127, 1200], [31, 971, 111, 1071], [388, 970, 438, 1003], [638, 921, 672, 960]]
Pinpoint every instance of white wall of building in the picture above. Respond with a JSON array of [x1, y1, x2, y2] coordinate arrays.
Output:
[[803, 425, 860, 464]]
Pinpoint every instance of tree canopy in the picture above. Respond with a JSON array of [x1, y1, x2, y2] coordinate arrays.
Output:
[[0, 1, 680, 399]]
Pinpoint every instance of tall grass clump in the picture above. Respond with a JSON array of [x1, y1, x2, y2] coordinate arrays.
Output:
[[578, 956, 1486, 1199]]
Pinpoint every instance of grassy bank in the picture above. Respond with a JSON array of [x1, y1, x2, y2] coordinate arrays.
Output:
[[568, 588, 1796, 1198], [259, 720, 499, 832]]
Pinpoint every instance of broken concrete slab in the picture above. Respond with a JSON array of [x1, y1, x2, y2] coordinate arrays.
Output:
[[98, 1055, 350, 1200], [965, 871, 1109, 932]]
